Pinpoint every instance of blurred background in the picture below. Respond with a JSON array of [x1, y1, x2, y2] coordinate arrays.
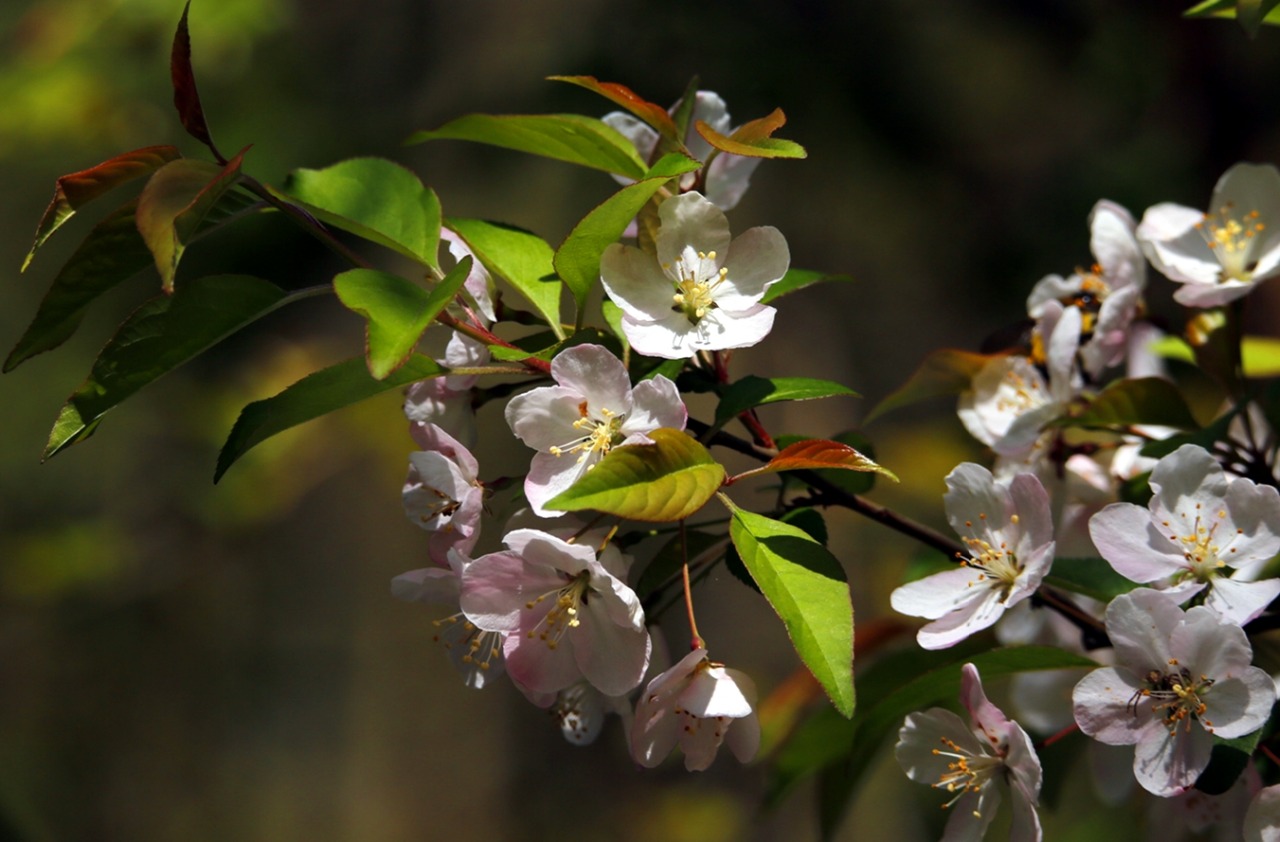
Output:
[[2, 1, 1280, 839]]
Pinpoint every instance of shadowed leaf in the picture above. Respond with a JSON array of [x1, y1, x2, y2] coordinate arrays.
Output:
[[170, 1, 220, 157], [696, 108, 807, 159], [865, 348, 994, 423], [761, 268, 854, 304], [447, 218, 561, 336], [1052, 377, 1198, 430], [714, 376, 858, 430]]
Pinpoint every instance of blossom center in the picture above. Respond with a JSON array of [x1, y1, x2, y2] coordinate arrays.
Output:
[[1131, 661, 1217, 734], [667, 250, 727, 323], [550, 404, 625, 465], [958, 513, 1022, 597], [433, 613, 503, 672], [1161, 503, 1243, 582], [931, 735, 1004, 813], [525, 571, 592, 650], [1196, 204, 1266, 282], [994, 365, 1049, 417]]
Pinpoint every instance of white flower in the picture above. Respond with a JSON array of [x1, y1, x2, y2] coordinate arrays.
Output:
[[504, 344, 686, 517], [440, 228, 495, 324], [1138, 163, 1280, 307], [631, 646, 759, 771], [890, 463, 1055, 649], [603, 90, 761, 211], [402, 422, 484, 565], [599, 192, 789, 359], [404, 331, 491, 448], [1072, 589, 1276, 797], [1245, 783, 1280, 841], [896, 663, 1043, 842], [1088, 444, 1280, 624]]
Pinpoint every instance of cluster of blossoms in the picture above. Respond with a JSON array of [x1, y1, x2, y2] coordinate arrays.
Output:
[[890, 163, 1280, 838]]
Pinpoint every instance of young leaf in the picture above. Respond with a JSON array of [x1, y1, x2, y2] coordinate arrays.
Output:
[[446, 218, 561, 336], [865, 348, 993, 423], [44, 275, 293, 459], [1243, 336, 1280, 377], [713, 375, 858, 429], [170, 1, 222, 159], [136, 151, 247, 293], [730, 439, 898, 484], [6, 190, 255, 372], [760, 268, 854, 305], [407, 114, 648, 179], [553, 153, 700, 319], [695, 108, 807, 159], [334, 257, 471, 380], [215, 355, 443, 482], [547, 75, 681, 142], [282, 158, 442, 268], [24, 145, 182, 272], [725, 503, 855, 717], [1054, 376, 1198, 430], [542, 428, 725, 522]]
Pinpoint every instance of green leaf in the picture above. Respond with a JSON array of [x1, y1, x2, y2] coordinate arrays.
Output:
[[1243, 336, 1280, 377], [695, 107, 807, 159], [1043, 556, 1140, 601], [547, 75, 681, 142], [865, 348, 993, 423], [1056, 377, 1198, 430], [760, 268, 854, 305], [730, 438, 897, 484], [725, 503, 854, 716], [554, 153, 700, 321], [714, 375, 858, 430], [1196, 716, 1272, 793], [1148, 333, 1196, 364], [1184, 0, 1280, 35], [136, 150, 247, 293], [408, 113, 648, 179], [215, 354, 443, 482], [446, 218, 562, 337], [486, 327, 614, 364], [44, 275, 292, 459], [23, 145, 182, 272], [6, 189, 255, 373], [543, 428, 725, 522], [281, 158, 442, 267], [334, 259, 471, 380]]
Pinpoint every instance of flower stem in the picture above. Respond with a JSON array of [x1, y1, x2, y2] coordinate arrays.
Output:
[[680, 520, 705, 651]]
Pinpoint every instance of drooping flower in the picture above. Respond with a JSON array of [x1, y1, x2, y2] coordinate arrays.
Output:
[[459, 528, 650, 697], [631, 646, 759, 772], [599, 192, 789, 359], [1088, 443, 1280, 624], [402, 422, 484, 566], [1138, 163, 1280, 307], [504, 343, 686, 517], [896, 663, 1043, 841], [1072, 589, 1276, 797], [603, 90, 761, 211], [404, 331, 491, 448], [890, 463, 1056, 649], [440, 228, 496, 324]]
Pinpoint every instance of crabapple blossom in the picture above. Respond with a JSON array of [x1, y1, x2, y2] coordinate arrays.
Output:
[[1088, 443, 1280, 624], [458, 528, 650, 697], [440, 228, 496, 324], [895, 663, 1043, 842], [631, 646, 759, 772], [504, 343, 686, 517], [404, 331, 491, 448], [890, 463, 1055, 649], [1072, 589, 1276, 797], [603, 90, 761, 211], [599, 191, 789, 358], [402, 422, 484, 566], [1138, 163, 1280, 307]]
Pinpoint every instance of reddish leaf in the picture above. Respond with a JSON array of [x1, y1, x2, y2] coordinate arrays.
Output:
[[171, 1, 222, 159], [23, 146, 182, 272], [729, 439, 898, 485], [548, 75, 680, 141], [695, 108, 807, 159]]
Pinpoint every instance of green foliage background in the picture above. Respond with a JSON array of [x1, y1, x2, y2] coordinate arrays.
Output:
[[2, 1, 1280, 840]]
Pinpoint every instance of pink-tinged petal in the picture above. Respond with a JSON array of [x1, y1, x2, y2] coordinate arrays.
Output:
[[705, 152, 761, 211], [1205, 576, 1280, 625], [1006, 542, 1054, 606], [1213, 164, 1280, 264], [408, 422, 479, 477], [505, 385, 590, 451], [1089, 502, 1186, 582], [522, 451, 586, 518], [600, 243, 678, 321], [632, 700, 680, 767], [684, 665, 754, 719], [1090, 200, 1143, 291], [1244, 783, 1280, 842], [1105, 589, 1180, 669], [623, 305, 775, 358], [585, 564, 646, 630], [1173, 279, 1257, 308], [1007, 781, 1043, 842], [716, 226, 789, 307], [1007, 473, 1055, 550], [1045, 304, 1082, 403], [695, 305, 776, 350], [916, 588, 1007, 650], [724, 707, 761, 763], [890, 567, 988, 621], [680, 712, 730, 771], [896, 708, 983, 784], [504, 529, 596, 575], [441, 229, 496, 323], [1139, 203, 1220, 285], [1026, 273, 1080, 317], [549, 344, 633, 412], [458, 550, 564, 631], [960, 664, 1015, 749], [1197, 672, 1276, 739], [602, 111, 658, 162], [1223, 480, 1280, 566], [940, 788, 1000, 842], [390, 566, 459, 604], [1173, 602, 1255, 676], [655, 192, 731, 270], [442, 331, 489, 390], [1072, 667, 1161, 745], [623, 375, 687, 434], [502, 624, 582, 695], [1149, 443, 1224, 504], [1004, 725, 1044, 803], [1133, 723, 1211, 797], [943, 463, 1011, 534], [572, 601, 650, 696]]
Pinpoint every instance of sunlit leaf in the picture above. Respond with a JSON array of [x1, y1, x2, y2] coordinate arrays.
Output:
[[408, 113, 648, 179], [334, 258, 470, 380], [23, 145, 182, 272], [760, 268, 854, 304], [695, 108, 807, 159], [170, 1, 221, 157], [543, 428, 725, 522], [215, 354, 443, 482], [713, 376, 858, 429], [136, 151, 247, 293], [725, 502, 854, 717], [1148, 333, 1196, 364], [1184, 0, 1280, 35], [865, 348, 994, 423], [44, 275, 294, 459], [1242, 336, 1280, 377], [547, 75, 681, 142], [1054, 377, 1198, 430], [1043, 556, 1140, 602], [554, 153, 700, 320], [446, 217, 562, 337], [730, 439, 897, 484], [282, 157, 442, 268]]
